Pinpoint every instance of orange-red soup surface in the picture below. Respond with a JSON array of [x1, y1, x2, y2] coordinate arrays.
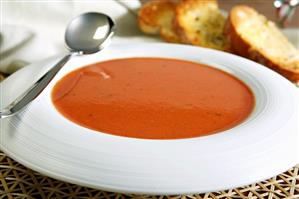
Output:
[[52, 58, 254, 139]]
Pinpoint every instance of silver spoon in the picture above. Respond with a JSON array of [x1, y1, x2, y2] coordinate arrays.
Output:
[[274, 0, 299, 27], [0, 12, 115, 119]]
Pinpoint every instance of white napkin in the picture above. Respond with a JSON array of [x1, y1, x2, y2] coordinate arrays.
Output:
[[0, 0, 159, 74], [0, 25, 34, 73]]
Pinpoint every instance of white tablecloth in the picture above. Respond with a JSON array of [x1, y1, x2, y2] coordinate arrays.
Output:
[[0, 0, 160, 74]]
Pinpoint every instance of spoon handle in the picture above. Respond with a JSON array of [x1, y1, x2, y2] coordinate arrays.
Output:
[[0, 54, 72, 119]]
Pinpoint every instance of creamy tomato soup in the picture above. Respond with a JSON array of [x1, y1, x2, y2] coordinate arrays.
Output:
[[52, 58, 254, 139]]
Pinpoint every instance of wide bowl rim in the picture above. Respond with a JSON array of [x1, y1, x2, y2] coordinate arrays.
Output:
[[1, 43, 298, 194]]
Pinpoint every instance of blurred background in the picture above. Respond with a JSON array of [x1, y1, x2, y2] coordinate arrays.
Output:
[[219, 0, 299, 27], [142, 0, 299, 27]]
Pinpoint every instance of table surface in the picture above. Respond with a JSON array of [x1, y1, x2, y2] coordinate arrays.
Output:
[[0, 151, 298, 198], [1, 0, 299, 198]]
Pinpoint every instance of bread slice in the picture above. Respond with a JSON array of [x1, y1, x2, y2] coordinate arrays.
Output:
[[138, 0, 180, 43], [226, 5, 299, 82], [175, 0, 229, 51]]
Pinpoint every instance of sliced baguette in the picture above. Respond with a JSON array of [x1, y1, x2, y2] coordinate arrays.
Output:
[[175, 0, 229, 51], [138, 0, 180, 43], [226, 5, 299, 82]]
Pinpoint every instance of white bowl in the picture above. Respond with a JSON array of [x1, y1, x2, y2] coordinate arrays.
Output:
[[1, 43, 298, 194]]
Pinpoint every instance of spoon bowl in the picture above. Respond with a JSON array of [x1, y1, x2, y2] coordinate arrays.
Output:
[[65, 12, 115, 54]]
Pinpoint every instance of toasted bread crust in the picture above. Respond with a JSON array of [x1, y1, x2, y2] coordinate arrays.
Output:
[[226, 5, 299, 82], [139, 2, 299, 82], [138, 0, 180, 42], [175, 0, 229, 51]]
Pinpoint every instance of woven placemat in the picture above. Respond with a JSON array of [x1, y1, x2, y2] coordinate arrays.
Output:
[[0, 151, 298, 199]]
